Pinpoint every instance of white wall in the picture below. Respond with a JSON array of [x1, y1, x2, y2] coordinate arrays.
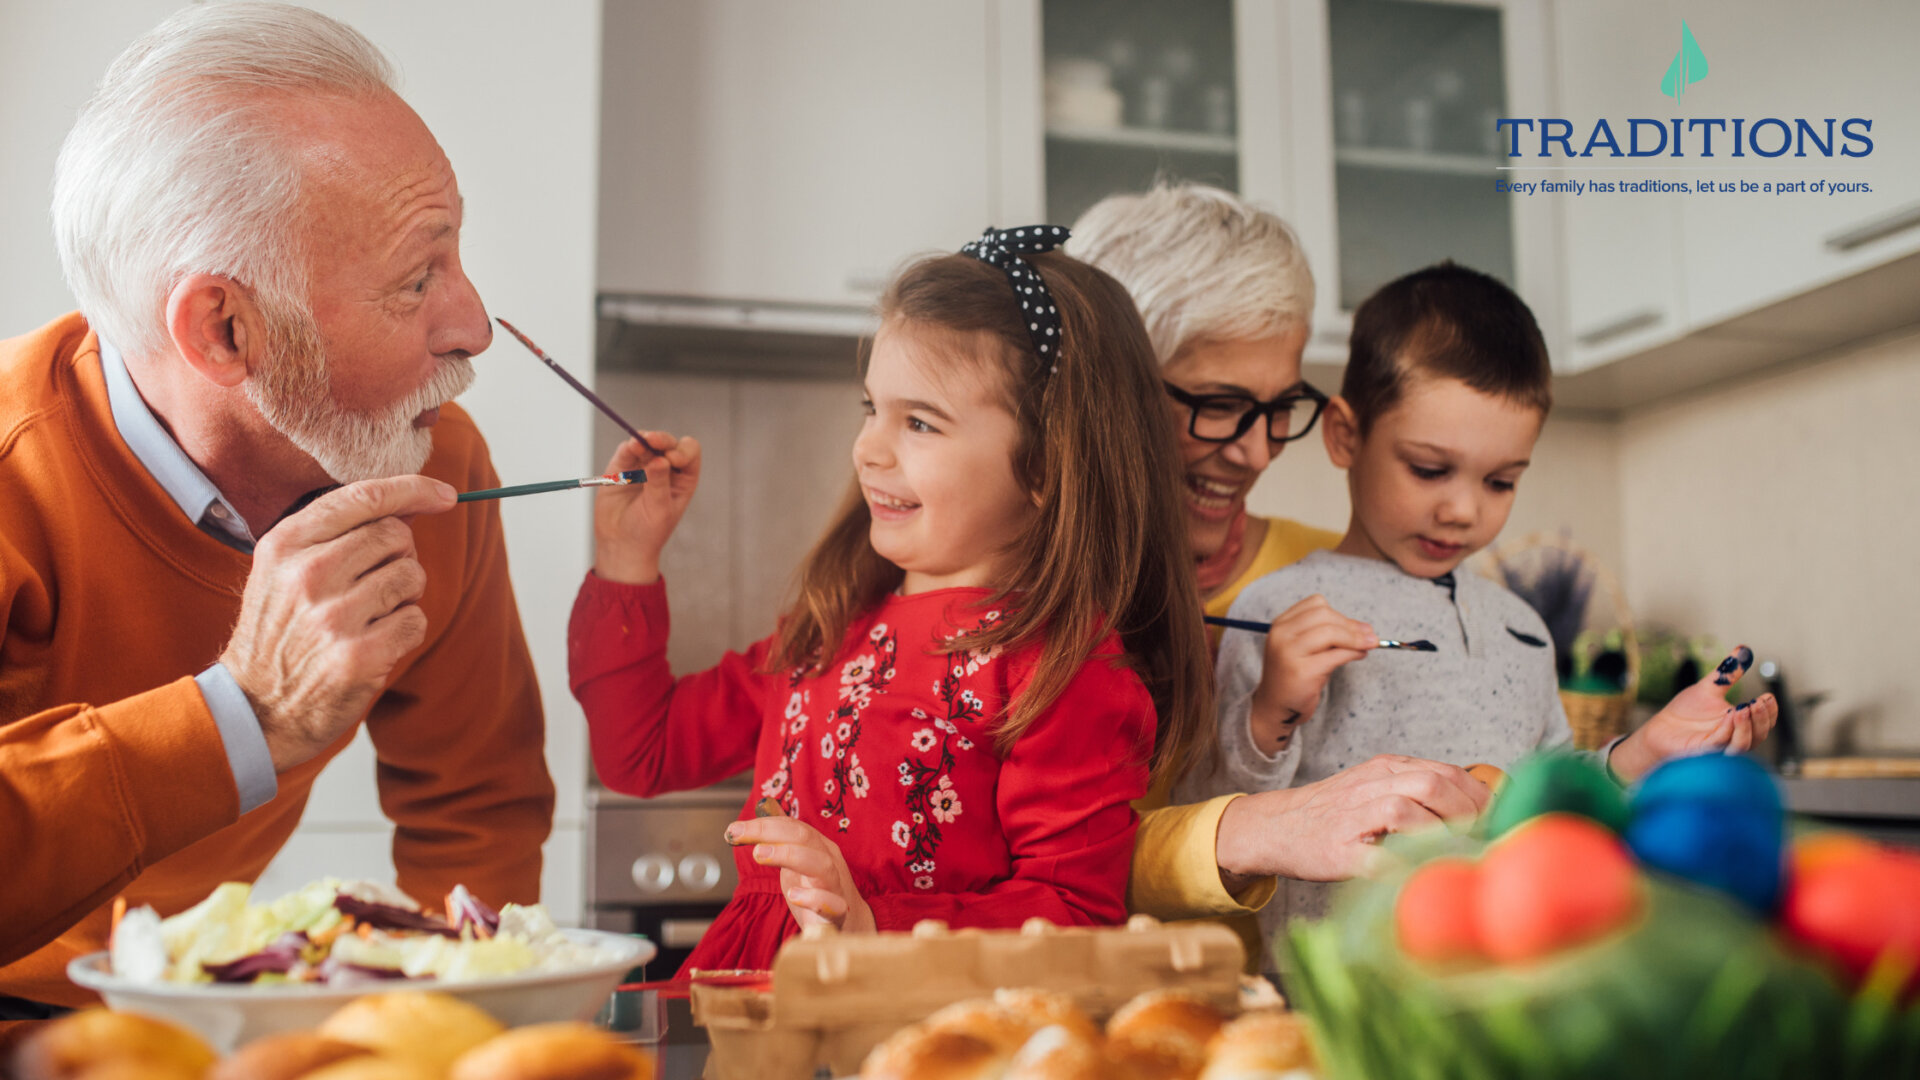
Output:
[[0, 0, 601, 924]]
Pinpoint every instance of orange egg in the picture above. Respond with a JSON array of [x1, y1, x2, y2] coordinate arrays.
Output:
[[1789, 832, 1880, 878], [1396, 856, 1484, 963], [1782, 844, 1920, 996], [1476, 813, 1641, 964]]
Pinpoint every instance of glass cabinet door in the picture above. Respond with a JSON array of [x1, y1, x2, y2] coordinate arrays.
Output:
[[1040, 0, 1239, 225], [1326, 0, 1513, 309]]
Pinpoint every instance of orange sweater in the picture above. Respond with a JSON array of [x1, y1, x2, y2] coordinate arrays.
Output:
[[0, 314, 554, 1006]]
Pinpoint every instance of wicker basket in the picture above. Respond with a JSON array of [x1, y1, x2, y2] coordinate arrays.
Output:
[[1472, 531, 1639, 751]]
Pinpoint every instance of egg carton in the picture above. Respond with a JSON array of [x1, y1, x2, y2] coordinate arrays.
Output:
[[691, 914, 1248, 1080]]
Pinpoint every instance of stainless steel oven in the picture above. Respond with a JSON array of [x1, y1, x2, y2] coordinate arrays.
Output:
[[585, 779, 752, 975]]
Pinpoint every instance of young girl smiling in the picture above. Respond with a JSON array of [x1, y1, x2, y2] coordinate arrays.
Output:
[[568, 228, 1212, 974]]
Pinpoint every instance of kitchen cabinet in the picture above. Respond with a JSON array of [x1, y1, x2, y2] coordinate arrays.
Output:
[[1549, 1, 1687, 373], [1672, 0, 1920, 329], [1548, 0, 1920, 403], [598, 0, 997, 309], [1014, 0, 1561, 365]]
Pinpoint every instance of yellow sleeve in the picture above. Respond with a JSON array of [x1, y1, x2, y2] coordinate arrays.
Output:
[[1128, 796, 1278, 919]]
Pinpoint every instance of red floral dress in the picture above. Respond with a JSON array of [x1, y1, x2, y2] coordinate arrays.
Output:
[[568, 574, 1155, 976]]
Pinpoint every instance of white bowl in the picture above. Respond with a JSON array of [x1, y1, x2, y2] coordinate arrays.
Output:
[[67, 929, 655, 1052]]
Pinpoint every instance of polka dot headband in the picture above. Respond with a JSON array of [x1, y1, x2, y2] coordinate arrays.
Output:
[[958, 224, 1070, 373]]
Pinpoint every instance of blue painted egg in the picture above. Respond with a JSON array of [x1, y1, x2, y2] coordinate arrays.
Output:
[[1625, 799, 1786, 913], [1632, 752, 1783, 818]]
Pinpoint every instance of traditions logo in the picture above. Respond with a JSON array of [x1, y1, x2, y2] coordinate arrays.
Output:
[[1660, 20, 1709, 103]]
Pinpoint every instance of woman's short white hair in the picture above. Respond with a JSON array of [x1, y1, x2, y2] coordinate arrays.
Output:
[[51, 2, 397, 357], [1067, 182, 1315, 367]]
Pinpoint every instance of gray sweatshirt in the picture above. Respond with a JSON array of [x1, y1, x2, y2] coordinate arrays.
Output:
[[1176, 550, 1573, 961]]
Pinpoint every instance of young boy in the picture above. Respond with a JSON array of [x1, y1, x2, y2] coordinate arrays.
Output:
[[1176, 263, 1776, 952]]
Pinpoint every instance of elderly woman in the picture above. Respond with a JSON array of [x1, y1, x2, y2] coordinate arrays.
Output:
[[1070, 184, 1489, 928]]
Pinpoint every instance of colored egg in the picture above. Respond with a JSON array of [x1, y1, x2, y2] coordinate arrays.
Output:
[[1396, 856, 1483, 963], [1781, 844, 1920, 997], [1632, 753, 1783, 819], [1789, 831, 1880, 878], [1484, 752, 1629, 839], [1624, 799, 1785, 913], [1476, 813, 1641, 964]]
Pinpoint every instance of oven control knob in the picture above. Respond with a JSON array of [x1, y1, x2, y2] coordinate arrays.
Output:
[[679, 853, 723, 892], [631, 855, 676, 893]]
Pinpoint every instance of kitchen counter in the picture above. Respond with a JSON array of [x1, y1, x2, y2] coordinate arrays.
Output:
[[1781, 776, 1920, 848]]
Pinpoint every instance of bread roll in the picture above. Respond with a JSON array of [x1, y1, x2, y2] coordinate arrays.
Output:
[[210, 1034, 370, 1080], [990, 989, 1100, 1044], [921, 1001, 1039, 1056], [1199, 1011, 1316, 1078], [448, 1023, 652, 1080], [1000, 1024, 1109, 1080], [860, 1026, 1009, 1080], [11, 1009, 217, 1080], [1106, 989, 1227, 1050], [299, 1060, 439, 1080], [62, 1064, 203, 1080], [318, 992, 504, 1073], [1106, 1030, 1206, 1080]]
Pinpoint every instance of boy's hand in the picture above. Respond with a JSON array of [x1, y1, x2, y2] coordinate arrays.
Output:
[[1607, 645, 1778, 782], [592, 431, 701, 585], [726, 817, 876, 933], [1247, 595, 1377, 753]]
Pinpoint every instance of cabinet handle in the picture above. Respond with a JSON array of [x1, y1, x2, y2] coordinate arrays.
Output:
[[1575, 308, 1663, 347], [1825, 203, 1920, 252]]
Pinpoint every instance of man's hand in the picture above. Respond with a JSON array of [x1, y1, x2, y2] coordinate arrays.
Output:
[[727, 816, 876, 933], [219, 475, 457, 772], [1247, 595, 1376, 752], [1215, 755, 1491, 886]]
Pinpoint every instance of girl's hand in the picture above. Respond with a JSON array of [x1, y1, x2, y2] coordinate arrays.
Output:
[[592, 431, 701, 585], [725, 816, 876, 933], [1247, 595, 1376, 753], [1607, 645, 1778, 782]]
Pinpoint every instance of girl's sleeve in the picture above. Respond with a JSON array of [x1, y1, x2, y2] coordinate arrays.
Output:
[[567, 572, 775, 798], [865, 647, 1153, 931]]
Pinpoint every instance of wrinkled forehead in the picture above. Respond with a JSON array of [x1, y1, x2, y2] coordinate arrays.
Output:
[[278, 91, 460, 252]]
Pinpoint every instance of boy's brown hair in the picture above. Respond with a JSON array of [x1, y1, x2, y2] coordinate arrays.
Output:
[[768, 251, 1215, 786], [1342, 261, 1552, 432]]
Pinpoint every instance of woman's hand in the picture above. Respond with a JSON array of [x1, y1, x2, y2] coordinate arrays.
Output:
[[1215, 755, 1490, 885], [592, 431, 701, 585], [725, 816, 876, 933], [1247, 595, 1377, 752], [1607, 645, 1777, 782]]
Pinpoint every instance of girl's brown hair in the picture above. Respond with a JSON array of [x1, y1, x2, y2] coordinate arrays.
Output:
[[768, 251, 1215, 786]]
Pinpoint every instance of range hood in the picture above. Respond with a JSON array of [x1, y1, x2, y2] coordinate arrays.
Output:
[[597, 293, 874, 380]]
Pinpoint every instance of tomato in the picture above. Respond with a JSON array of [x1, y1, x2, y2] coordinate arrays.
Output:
[[1476, 814, 1641, 963], [1396, 856, 1483, 963], [1781, 844, 1920, 996]]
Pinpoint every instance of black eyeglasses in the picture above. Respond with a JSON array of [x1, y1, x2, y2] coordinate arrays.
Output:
[[1163, 381, 1329, 445]]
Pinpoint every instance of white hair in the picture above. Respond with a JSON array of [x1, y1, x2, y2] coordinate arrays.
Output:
[[1067, 182, 1315, 367], [51, 2, 397, 357]]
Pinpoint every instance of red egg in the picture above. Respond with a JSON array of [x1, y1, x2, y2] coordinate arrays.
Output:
[[1781, 844, 1920, 996], [1476, 813, 1641, 964], [1396, 856, 1484, 963]]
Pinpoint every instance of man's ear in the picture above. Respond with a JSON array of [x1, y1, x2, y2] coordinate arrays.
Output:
[[165, 273, 267, 389], [1322, 395, 1363, 469]]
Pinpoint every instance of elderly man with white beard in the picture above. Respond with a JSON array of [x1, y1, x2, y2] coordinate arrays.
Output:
[[0, 2, 553, 1021]]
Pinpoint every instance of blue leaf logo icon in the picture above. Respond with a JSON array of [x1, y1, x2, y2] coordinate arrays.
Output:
[[1661, 20, 1708, 102]]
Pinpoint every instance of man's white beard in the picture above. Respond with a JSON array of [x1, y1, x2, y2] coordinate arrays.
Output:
[[245, 309, 476, 483]]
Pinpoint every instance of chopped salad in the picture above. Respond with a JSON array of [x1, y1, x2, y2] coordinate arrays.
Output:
[[108, 879, 617, 988]]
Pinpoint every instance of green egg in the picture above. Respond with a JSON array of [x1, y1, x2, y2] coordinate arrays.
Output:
[[1484, 751, 1629, 839]]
